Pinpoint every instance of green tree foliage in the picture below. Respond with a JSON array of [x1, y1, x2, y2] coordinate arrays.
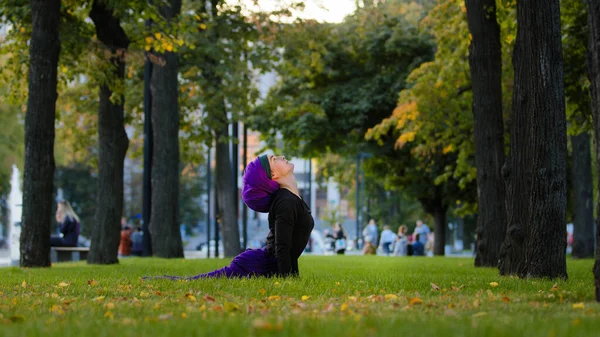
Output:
[[0, 97, 24, 196], [367, 0, 516, 213], [251, 2, 434, 159]]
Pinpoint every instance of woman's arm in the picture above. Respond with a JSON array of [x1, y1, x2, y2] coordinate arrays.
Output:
[[61, 217, 76, 235], [273, 198, 296, 277]]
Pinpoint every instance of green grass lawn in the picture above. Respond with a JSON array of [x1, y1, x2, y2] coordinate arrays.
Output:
[[0, 256, 598, 337]]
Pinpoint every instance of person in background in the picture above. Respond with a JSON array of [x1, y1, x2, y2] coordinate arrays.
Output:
[[413, 220, 430, 246], [363, 219, 379, 247], [118, 217, 133, 257], [425, 231, 435, 256], [412, 233, 425, 256], [378, 225, 396, 255], [393, 225, 409, 256], [362, 235, 377, 255], [131, 226, 143, 256], [333, 223, 348, 255], [50, 200, 81, 247]]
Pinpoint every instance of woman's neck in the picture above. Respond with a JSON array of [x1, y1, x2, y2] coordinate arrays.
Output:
[[278, 176, 300, 197]]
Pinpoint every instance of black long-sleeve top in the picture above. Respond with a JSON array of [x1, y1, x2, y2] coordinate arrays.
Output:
[[59, 216, 80, 247], [266, 188, 314, 277]]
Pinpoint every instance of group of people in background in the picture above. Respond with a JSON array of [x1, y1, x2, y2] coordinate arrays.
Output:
[[362, 219, 434, 256], [50, 199, 433, 259], [323, 218, 435, 256], [119, 217, 144, 257]]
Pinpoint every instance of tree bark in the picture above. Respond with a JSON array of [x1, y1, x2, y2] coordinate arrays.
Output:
[[87, 0, 130, 264], [419, 195, 446, 256], [215, 123, 242, 257], [584, 0, 600, 301], [20, 0, 61, 267], [570, 132, 594, 259], [201, 0, 241, 257], [432, 206, 447, 256], [502, 0, 568, 279], [149, 0, 184, 258], [465, 0, 506, 268]]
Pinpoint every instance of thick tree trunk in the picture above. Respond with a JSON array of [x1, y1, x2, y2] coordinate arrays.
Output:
[[504, 0, 568, 279], [570, 132, 595, 259], [149, 0, 184, 258], [215, 123, 242, 257], [87, 0, 130, 264], [584, 0, 600, 301], [20, 0, 61, 267], [465, 0, 506, 268], [432, 206, 447, 256], [419, 195, 446, 256]]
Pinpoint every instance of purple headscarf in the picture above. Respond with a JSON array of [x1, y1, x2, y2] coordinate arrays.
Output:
[[242, 156, 280, 213]]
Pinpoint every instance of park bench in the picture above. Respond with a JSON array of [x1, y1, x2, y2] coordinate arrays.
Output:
[[50, 247, 90, 263]]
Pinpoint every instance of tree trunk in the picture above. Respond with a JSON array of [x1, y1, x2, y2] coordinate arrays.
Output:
[[432, 206, 447, 256], [504, 0, 568, 279], [20, 0, 61, 267], [584, 0, 600, 301], [570, 132, 595, 259], [215, 123, 242, 257], [465, 0, 506, 268], [149, 0, 184, 258], [87, 0, 130, 264], [419, 195, 446, 256]]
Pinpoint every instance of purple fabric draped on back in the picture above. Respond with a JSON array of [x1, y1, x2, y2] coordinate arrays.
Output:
[[242, 156, 280, 213]]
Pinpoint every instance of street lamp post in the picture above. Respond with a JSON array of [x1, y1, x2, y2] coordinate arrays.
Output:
[[355, 152, 372, 247]]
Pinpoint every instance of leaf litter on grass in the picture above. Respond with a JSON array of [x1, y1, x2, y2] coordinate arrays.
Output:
[[0, 257, 599, 337]]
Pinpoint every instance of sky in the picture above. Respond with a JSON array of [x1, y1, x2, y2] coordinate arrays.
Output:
[[241, 0, 357, 23]]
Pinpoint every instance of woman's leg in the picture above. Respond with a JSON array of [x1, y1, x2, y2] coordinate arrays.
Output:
[[50, 236, 64, 247], [144, 248, 277, 281]]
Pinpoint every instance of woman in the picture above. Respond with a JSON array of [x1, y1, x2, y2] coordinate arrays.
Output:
[[333, 223, 347, 255], [50, 200, 80, 247], [392, 225, 409, 256], [146, 154, 314, 280]]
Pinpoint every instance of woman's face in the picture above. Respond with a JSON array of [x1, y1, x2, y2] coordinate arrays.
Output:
[[269, 155, 294, 179], [56, 203, 63, 214]]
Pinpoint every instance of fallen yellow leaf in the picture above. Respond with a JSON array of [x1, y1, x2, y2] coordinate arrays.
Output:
[[301, 295, 310, 301], [58, 282, 69, 287], [572, 302, 585, 309], [267, 295, 281, 301], [340, 303, 349, 312], [93, 296, 105, 302], [184, 293, 196, 302], [409, 297, 422, 305], [105, 303, 115, 310], [21, 281, 26, 288], [258, 289, 266, 295], [224, 302, 240, 312], [489, 282, 499, 287], [472, 312, 487, 318], [87, 280, 98, 286], [139, 291, 150, 298], [104, 311, 114, 319], [384, 294, 399, 301], [252, 318, 282, 331], [181, 313, 188, 319]]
